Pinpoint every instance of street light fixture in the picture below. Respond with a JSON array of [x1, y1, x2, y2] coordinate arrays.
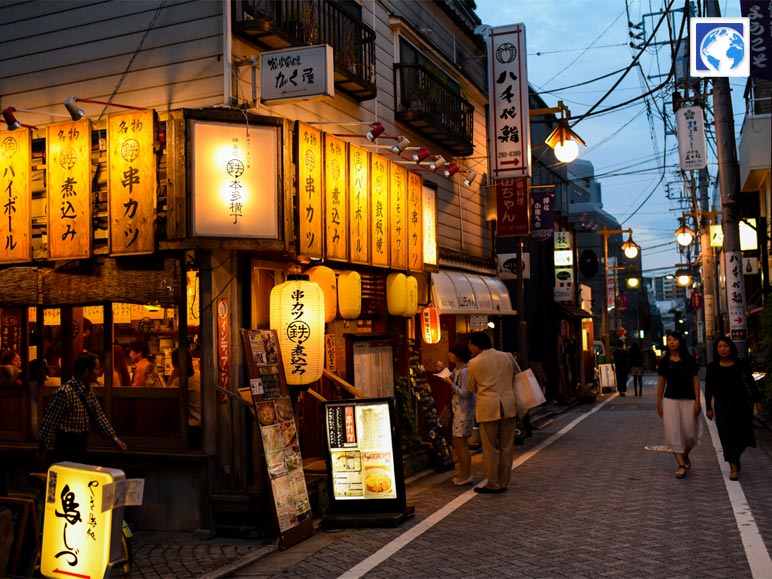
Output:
[[531, 100, 586, 163], [675, 222, 695, 247], [675, 267, 693, 287], [621, 234, 640, 259]]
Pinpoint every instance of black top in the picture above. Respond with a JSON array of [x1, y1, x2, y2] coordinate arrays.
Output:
[[629, 348, 644, 368], [704, 359, 760, 411], [612, 348, 630, 373], [657, 357, 698, 399]]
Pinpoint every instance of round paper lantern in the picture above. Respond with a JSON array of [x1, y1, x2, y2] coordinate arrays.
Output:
[[306, 265, 337, 323], [402, 275, 418, 317], [386, 273, 407, 316], [421, 305, 441, 344], [337, 270, 361, 319], [270, 274, 325, 386]]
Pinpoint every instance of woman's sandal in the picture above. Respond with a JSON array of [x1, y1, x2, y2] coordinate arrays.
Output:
[[675, 465, 687, 479]]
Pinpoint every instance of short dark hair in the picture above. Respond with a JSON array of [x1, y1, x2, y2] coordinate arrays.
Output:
[[74, 352, 98, 376], [449, 342, 472, 363], [468, 331, 492, 350], [713, 335, 739, 360], [129, 340, 149, 357]]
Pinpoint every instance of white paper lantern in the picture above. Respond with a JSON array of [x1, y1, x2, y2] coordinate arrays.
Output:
[[270, 274, 325, 385], [386, 273, 407, 316]]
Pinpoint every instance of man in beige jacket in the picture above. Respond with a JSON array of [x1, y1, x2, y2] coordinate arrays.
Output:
[[467, 331, 518, 493]]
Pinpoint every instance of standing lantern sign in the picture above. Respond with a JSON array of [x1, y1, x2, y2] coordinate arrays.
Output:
[[421, 306, 441, 344]]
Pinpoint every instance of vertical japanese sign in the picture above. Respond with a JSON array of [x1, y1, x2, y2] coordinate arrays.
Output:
[[725, 251, 748, 341], [495, 178, 530, 236], [389, 163, 408, 270], [324, 134, 348, 261], [47, 120, 92, 260], [422, 184, 437, 266], [0, 128, 31, 263], [370, 155, 389, 267], [297, 123, 323, 259], [675, 106, 708, 170], [349, 144, 369, 265], [108, 110, 156, 255], [217, 298, 231, 402], [741, 1, 772, 80], [487, 24, 531, 179], [407, 172, 423, 272], [1, 309, 22, 353], [530, 185, 555, 240]]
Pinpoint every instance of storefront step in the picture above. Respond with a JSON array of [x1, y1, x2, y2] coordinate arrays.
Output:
[[209, 492, 273, 539]]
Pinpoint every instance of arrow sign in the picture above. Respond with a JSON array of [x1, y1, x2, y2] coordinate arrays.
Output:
[[734, 316, 744, 324]]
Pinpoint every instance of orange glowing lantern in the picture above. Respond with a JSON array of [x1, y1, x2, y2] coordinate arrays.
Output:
[[306, 265, 337, 323], [421, 306, 441, 344], [337, 270, 361, 319], [386, 273, 408, 316]]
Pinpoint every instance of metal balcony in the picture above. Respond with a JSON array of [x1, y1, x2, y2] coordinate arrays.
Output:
[[394, 64, 474, 156], [739, 78, 771, 193], [232, 0, 377, 101]]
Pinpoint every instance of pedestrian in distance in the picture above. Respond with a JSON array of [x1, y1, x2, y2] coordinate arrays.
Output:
[[37, 352, 127, 465], [657, 331, 700, 479], [441, 342, 475, 486], [467, 331, 517, 494], [705, 336, 762, 481], [629, 342, 645, 397], [612, 340, 630, 396]]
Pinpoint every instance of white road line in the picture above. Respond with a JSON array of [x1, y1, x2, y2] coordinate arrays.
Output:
[[701, 396, 772, 578], [337, 395, 618, 579]]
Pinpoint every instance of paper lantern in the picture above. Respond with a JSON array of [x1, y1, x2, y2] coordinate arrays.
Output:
[[421, 305, 441, 344], [270, 274, 325, 385], [402, 275, 418, 317], [386, 273, 407, 316], [337, 270, 361, 319], [306, 265, 337, 323]]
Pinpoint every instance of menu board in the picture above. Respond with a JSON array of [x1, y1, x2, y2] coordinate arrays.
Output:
[[323, 398, 408, 519], [240, 329, 313, 548]]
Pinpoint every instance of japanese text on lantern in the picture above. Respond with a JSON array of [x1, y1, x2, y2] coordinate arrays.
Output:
[[390, 163, 408, 270], [47, 120, 92, 260], [370, 156, 389, 267], [109, 110, 156, 255], [349, 144, 369, 265], [0, 128, 31, 263], [298, 123, 323, 258], [407, 172, 423, 272], [288, 288, 310, 376], [325, 134, 348, 261]]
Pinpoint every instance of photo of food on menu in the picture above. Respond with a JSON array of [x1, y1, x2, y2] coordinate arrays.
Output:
[[326, 402, 397, 500]]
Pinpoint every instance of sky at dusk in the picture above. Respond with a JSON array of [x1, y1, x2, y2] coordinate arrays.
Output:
[[473, 0, 747, 276]]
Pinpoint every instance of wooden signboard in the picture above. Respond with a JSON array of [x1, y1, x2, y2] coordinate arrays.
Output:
[[297, 123, 323, 259], [407, 172, 423, 272], [0, 496, 39, 577], [389, 162, 408, 271], [348, 144, 369, 265], [369, 155, 389, 267], [0, 127, 32, 263], [240, 329, 313, 549], [324, 134, 348, 261]]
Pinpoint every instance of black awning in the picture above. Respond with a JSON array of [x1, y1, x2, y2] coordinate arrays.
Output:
[[556, 304, 594, 319]]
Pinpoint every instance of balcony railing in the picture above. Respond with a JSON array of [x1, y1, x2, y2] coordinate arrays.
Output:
[[233, 0, 377, 101], [394, 64, 474, 156]]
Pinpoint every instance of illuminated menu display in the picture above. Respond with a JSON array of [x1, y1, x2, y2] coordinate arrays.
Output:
[[325, 401, 397, 500]]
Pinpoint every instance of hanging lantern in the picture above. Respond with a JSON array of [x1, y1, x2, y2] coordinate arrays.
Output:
[[386, 273, 407, 316], [401, 275, 418, 317], [337, 270, 361, 319], [421, 306, 441, 344], [306, 265, 337, 323], [270, 274, 325, 386]]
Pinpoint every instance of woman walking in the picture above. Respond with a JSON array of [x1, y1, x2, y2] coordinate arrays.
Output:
[[657, 331, 700, 479], [705, 336, 762, 481], [629, 342, 645, 397], [442, 342, 475, 485]]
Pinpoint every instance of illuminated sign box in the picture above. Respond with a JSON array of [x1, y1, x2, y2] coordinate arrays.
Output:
[[41, 462, 126, 579]]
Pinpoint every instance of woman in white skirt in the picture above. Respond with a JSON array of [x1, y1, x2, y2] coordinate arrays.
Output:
[[657, 331, 701, 478]]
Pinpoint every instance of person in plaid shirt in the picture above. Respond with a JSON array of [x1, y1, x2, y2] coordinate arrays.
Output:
[[37, 352, 127, 464]]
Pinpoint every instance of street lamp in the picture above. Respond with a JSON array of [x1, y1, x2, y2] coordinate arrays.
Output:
[[675, 221, 695, 247], [675, 267, 693, 287], [531, 101, 586, 163], [597, 226, 639, 358]]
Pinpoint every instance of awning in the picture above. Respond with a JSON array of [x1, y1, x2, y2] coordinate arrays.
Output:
[[556, 303, 594, 319], [431, 271, 517, 316]]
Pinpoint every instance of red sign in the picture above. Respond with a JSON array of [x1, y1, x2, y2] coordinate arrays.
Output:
[[496, 177, 530, 236], [217, 298, 230, 403], [690, 291, 703, 309], [616, 327, 627, 337]]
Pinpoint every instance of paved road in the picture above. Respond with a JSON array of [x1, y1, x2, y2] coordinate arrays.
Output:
[[222, 374, 772, 578]]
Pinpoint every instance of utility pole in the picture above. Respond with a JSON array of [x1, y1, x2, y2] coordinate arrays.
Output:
[[705, 0, 748, 357]]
